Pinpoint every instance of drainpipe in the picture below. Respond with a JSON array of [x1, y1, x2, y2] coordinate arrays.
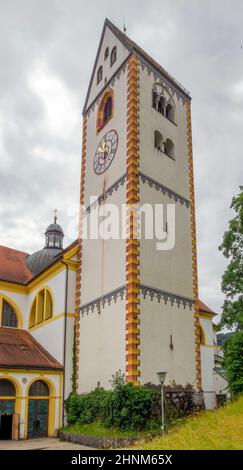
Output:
[[60, 259, 69, 429]]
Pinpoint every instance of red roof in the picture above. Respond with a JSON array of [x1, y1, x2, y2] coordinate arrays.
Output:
[[0, 328, 63, 370], [0, 240, 79, 285], [0, 245, 33, 284], [199, 299, 216, 315]]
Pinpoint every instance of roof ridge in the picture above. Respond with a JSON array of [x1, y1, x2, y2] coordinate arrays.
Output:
[[0, 244, 29, 256], [105, 18, 190, 99]]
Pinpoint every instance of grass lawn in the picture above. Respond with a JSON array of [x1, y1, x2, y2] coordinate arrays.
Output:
[[63, 421, 160, 439], [132, 396, 243, 450]]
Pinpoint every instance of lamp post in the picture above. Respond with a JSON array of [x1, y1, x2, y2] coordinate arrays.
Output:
[[157, 371, 167, 433]]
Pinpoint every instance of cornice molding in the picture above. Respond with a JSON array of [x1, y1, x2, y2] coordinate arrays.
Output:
[[85, 172, 190, 214], [80, 284, 194, 315], [139, 172, 190, 207], [80, 285, 126, 316], [140, 284, 193, 309]]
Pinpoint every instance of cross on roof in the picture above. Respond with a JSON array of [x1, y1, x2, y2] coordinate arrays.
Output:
[[53, 208, 58, 223]]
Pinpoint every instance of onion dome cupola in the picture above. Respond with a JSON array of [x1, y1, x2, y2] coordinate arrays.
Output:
[[26, 211, 64, 276], [44, 212, 64, 250]]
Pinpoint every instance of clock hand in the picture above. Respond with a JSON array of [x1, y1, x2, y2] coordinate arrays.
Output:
[[98, 142, 106, 153]]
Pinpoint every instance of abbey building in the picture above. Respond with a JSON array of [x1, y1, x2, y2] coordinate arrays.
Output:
[[0, 19, 227, 440]]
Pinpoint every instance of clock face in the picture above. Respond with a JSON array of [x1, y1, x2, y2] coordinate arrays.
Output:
[[93, 130, 118, 175]]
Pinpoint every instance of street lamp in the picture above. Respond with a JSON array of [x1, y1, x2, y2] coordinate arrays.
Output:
[[157, 371, 167, 433]]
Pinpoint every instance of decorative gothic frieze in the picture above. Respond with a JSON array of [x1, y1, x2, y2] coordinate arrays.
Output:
[[139, 172, 190, 207], [80, 284, 194, 316], [85, 172, 189, 214], [80, 285, 126, 316], [139, 284, 194, 309]]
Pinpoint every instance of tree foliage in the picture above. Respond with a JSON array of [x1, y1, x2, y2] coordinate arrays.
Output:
[[219, 186, 243, 330], [224, 331, 243, 395]]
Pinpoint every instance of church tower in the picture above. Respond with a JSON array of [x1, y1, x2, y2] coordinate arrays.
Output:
[[75, 19, 201, 392]]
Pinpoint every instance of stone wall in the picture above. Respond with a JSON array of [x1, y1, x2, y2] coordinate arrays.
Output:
[[59, 431, 136, 449]]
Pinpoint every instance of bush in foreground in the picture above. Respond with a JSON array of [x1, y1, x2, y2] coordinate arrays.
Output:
[[65, 372, 157, 431], [65, 372, 202, 432]]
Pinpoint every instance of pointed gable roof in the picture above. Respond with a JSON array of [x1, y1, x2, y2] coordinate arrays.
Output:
[[83, 18, 190, 114]]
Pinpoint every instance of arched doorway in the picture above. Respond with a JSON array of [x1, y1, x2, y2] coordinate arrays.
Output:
[[0, 379, 16, 439], [27, 380, 50, 438]]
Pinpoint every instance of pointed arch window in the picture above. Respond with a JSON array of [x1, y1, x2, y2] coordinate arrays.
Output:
[[104, 96, 112, 123], [110, 46, 117, 67], [152, 84, 176, 124], [166, 103, 174, 121], [29, 288, 53, 329], [1, 300, 18, 328], [164, 138, 175, 159], [97, 65, 103, 85], [97, 89, 113, 133], [154, 131, 163, 151]]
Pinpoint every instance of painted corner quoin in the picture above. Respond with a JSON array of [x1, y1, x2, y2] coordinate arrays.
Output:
[[126, 54, 140, 385], [186, 101, 202, 390], [74, 115, 87, 391]]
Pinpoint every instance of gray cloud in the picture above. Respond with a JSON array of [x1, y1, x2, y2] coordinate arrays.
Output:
[[0, 0, 242, 319]]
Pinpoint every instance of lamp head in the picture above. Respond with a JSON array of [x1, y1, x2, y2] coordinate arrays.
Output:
[[157, 371, 167, 384]]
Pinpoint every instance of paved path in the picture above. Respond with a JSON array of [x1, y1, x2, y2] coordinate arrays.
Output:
[[0, 437, 94, 450]]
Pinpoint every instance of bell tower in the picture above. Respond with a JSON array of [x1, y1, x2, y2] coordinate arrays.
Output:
[[75, 19, 201, 393]]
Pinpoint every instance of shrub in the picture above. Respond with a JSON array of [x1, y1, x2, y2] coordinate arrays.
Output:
[[65, 372, 159, 431], [65, 388, 111, 425], [65, 372, 201, 432]]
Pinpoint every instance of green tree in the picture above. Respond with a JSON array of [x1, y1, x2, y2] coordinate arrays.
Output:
[[219, 186, 243, 330], [224, 331, 243, 395]]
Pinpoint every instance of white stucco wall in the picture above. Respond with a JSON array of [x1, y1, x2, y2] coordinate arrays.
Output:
[[78, 299, 126, 392], [140, 297, 196, 387], [139, 67, 190, 199]]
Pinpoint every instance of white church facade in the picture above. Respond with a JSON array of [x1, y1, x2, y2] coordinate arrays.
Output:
[[0, 19, 227, 440]]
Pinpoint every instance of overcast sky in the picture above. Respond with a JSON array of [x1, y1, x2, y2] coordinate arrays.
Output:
[[0, 0, 242, 318]]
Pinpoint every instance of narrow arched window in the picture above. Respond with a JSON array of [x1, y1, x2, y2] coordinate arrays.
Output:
[[110, 46, 117, 67], [29, 289, 53, 329], [104, 47, 109, 60], [97, 90, 113, 133], [166, 103, 174, 122], [164, 138, 175, 159], [29, 380, 49, 396], [199, 326, 205, 345], [152, 90, 157, 109], [154, 131, 163, 151], [1, 300, 18, 328], [158, 96, 165, 115], [97, 65, 103, 85], [45, 290, 52, 320], [29, 299, 36, 328], [104, 96, 112, 123]]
